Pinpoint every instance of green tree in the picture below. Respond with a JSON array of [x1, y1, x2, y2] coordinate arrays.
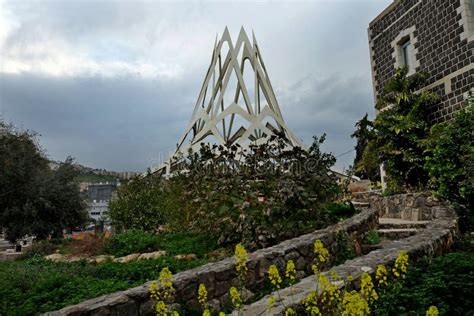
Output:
[[351, 113, 379, 180], [424, 104, 473, 231], [0, 121, 87, 242], [108, 175, 171, 232], [363, 67, 439, 191]]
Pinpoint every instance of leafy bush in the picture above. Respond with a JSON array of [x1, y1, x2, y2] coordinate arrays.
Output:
[[108, 176, 169, 232], [363, 230, 380, 245], [109, 134, 341, 249], [424, 105, 473, 231], [104, 230, 219, 258], [324, 202, 356, 222], [358, 68, 439, 192], [333, 231, 356, 265], [104, 229, 160, 257], [167, 134, 339, 248], [374, 249, 474, 315]]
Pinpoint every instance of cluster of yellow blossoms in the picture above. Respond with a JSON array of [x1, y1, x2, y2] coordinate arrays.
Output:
[[234, 243, 248, 274], [375, 264, 388, 286], [229, 286, 242, 309], [393, 250, 409, 278], [268, 265, 283, 289], [342, 290, 370, 316], [361, 272, 378, 303], [149, 267, 176, 315], [285, 260, 296, 283]]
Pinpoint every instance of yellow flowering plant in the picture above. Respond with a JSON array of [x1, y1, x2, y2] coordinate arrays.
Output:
[[285, 260, 296, 285], [375, 264, 388, 286], [235, 243, 248, 275], [229, 286, 242, 309], [392, 251, 409, 279], [342, 290, 370, 316], [426, 306, 439, 316], [360, 272, 378, 303], [268, 265, 283, 290], [149, 267, 176, 316], [198, 283, 208, 309]]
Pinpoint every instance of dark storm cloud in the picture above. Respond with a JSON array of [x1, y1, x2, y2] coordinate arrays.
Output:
[[0, 72, 200, 171]]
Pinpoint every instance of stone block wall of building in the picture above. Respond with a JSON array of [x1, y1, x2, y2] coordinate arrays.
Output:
[[369, 0, 473, 122]]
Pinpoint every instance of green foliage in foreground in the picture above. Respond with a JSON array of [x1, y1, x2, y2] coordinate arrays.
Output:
[[425, 105, 474, 231], [109, 134, 340, 249], [356, 67, 439, 192], [0, 256, 206, 316], [374, 239, 474, 315], [0, 231, 219, 315], [104, 230, 219, 257]]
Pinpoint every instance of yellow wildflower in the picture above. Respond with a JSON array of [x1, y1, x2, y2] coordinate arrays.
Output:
[[202, 309, 211, 316], [268, 265, 282, 289], [155, 300, 168, 316], [198, 283, 208, 306], [172, 312, 180, 316], [267, 294, 276, 312], [219, 312, 225, 316], [235, 243, 248, 274], [285, 260, 296, 283], [159, 267, 174, 299], [285, 307, 296, 315], [230, 286, 241, 309], [314, 240, 329, 264], [375, 264, 388, 286], [426, 306, 439, 316], [361, 272, 378, 302], [392, 251, 409, 279], [342, 290, 369, 316], [149, 281, 160, 302]]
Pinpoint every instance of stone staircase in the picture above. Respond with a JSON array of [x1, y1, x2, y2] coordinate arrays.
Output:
[[377, 218, 430, 239], [351, 195, 432, 240]]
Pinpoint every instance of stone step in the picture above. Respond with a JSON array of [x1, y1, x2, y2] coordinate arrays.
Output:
[[377, 228, 419, 239], [379, 218, 430, 229], [351, 201, 370, 207]]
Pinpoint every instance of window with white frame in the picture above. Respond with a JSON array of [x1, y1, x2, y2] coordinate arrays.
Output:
[[391, 26, 419, 75]]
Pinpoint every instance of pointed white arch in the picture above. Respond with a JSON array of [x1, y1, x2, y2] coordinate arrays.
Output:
[[154, 27, 304, 174]]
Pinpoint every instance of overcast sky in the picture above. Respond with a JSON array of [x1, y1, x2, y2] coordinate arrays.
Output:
[[0, 0, 391, 172]]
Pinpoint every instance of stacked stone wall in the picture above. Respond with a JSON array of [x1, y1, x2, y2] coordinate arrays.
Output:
[[369, 0, 473, 122]]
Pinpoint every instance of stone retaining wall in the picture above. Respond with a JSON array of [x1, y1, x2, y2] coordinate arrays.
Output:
[[45, 208, 379, 315], [354, 191, 443, 221], [236, 204, 458, 315]]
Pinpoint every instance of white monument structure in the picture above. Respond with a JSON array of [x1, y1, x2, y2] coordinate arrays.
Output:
[[156, 27, 304, 173]]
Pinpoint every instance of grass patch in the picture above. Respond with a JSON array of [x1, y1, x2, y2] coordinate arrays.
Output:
[[1, 231, 221, 315]]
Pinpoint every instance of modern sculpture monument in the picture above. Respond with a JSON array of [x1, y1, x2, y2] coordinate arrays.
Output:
[[155, 27, 303, 174]]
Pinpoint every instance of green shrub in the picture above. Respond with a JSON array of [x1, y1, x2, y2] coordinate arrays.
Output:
[[424, 105, 473, 231], [363, 230, 380, 245], [333, 231, 356, 265], [104, 230, 219, 258], [359, 68, 439, 192], [104, 229, 160, 257], [324, 202, 356, 222], [108, 175, 170, 232]]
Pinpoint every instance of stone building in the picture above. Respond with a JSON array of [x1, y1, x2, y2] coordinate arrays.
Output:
[[368, 0, 473, 122]]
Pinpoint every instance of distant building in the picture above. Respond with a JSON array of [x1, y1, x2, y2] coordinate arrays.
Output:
[[86, 182, 117, 222], [368, 0, 473, 122]]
